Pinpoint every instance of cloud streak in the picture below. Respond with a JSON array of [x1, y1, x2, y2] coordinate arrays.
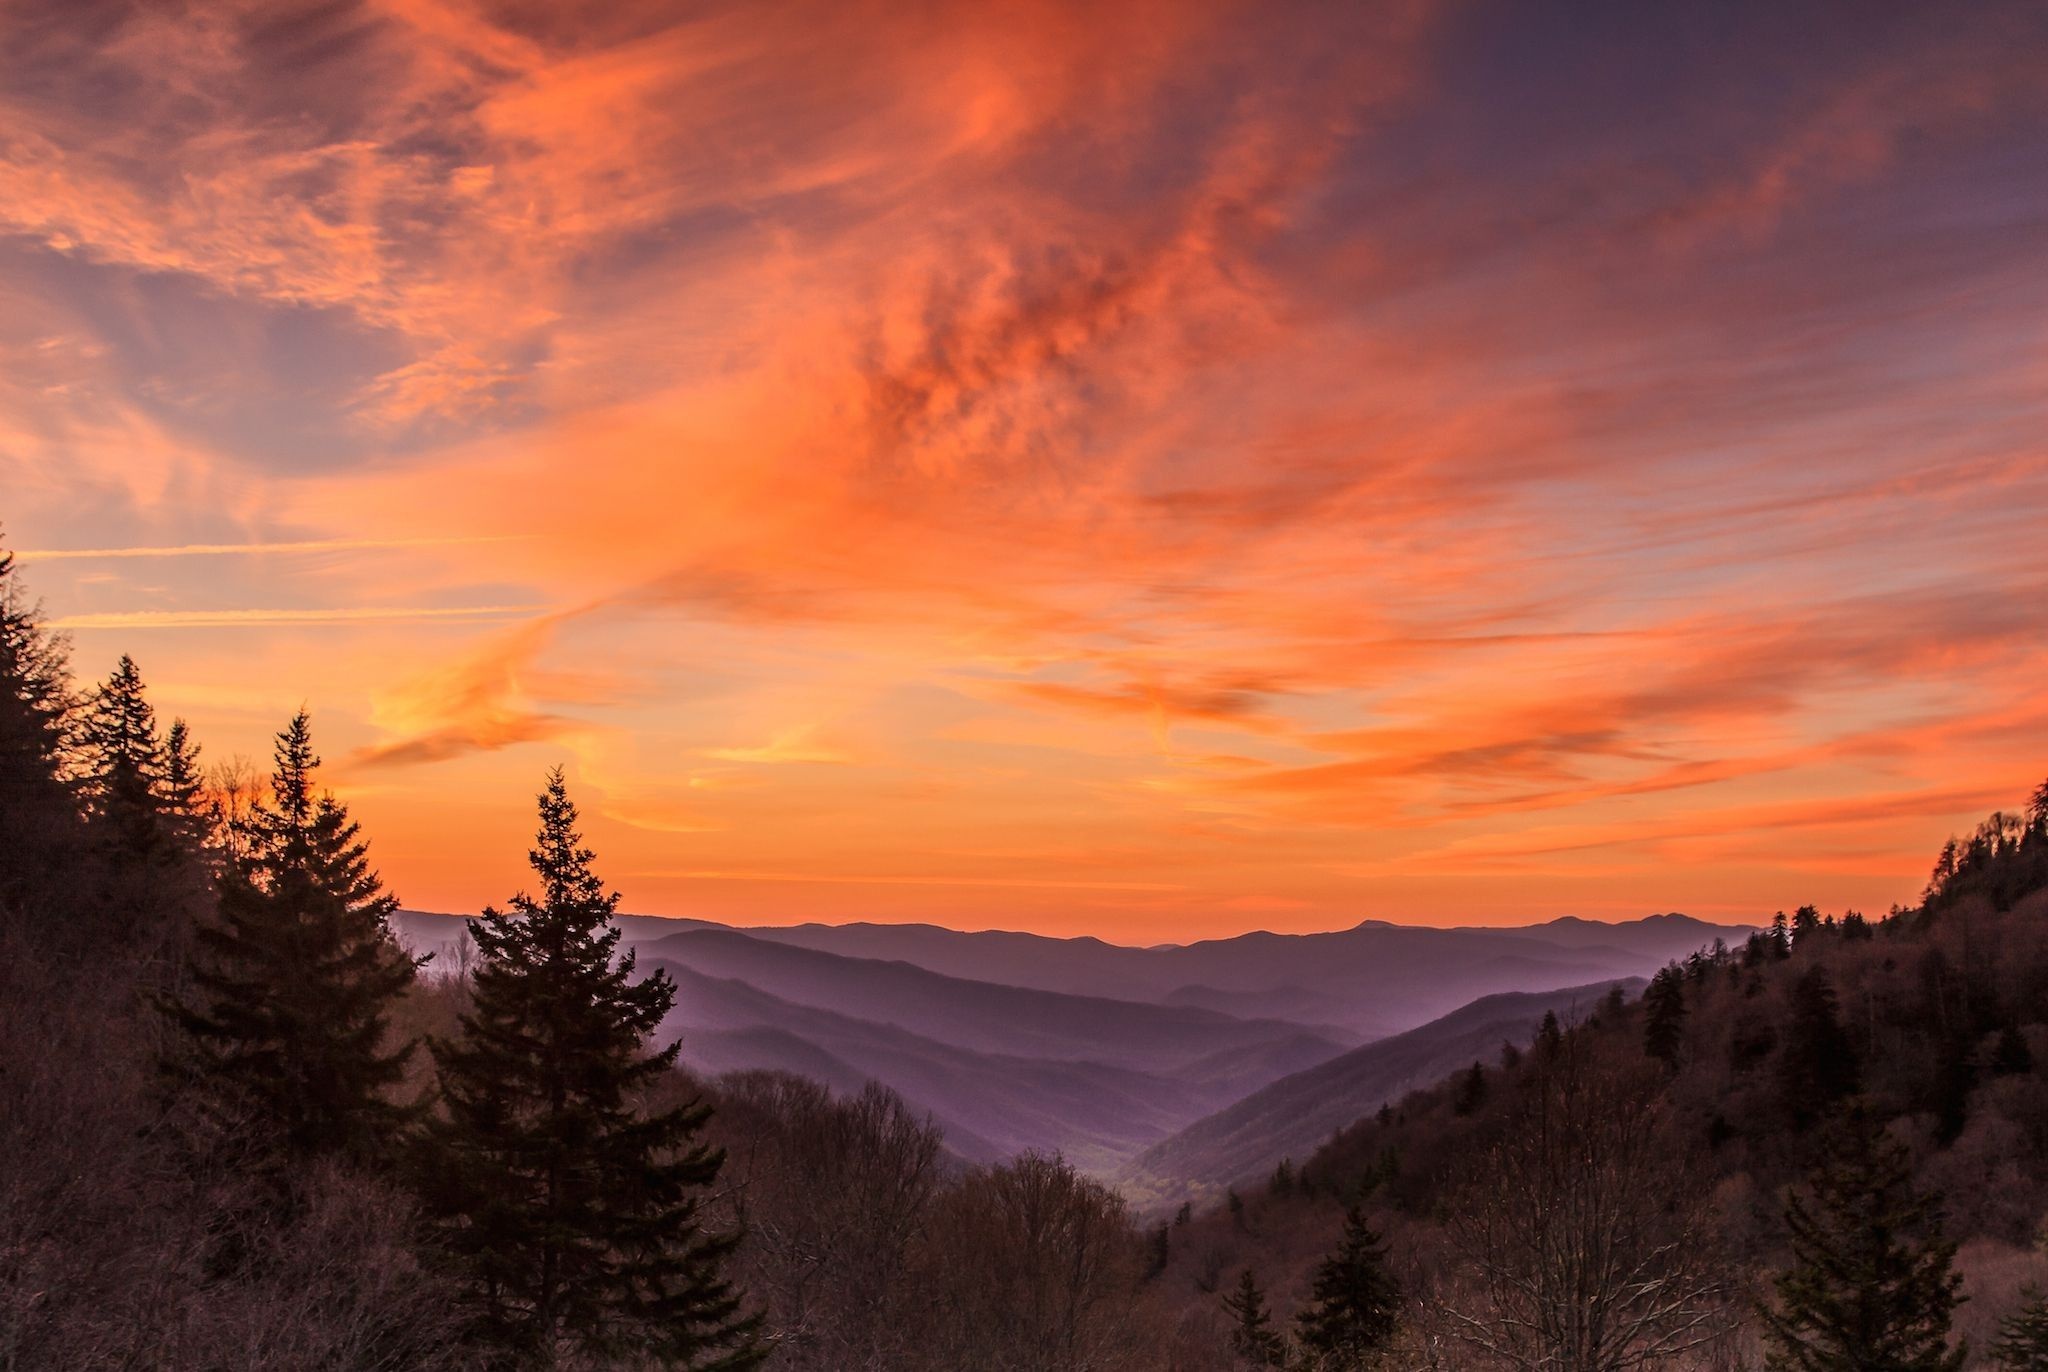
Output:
[[15, 535, 526, 561], [50, 605, 546, 630]]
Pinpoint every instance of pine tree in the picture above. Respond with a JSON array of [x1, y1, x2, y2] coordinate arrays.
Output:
[[168, 711, 421, 1164], [1295, 1207, 1399, 1369], [428, 769, 760, 1369], [1451, 1061, 1487, 1115], [1779, 965, 1859, 1127], [1600, 981, 1627, 1021], [77, 655, 159, 814], [162, 717, 206, 828], [1145, 1223, 1171, 1280], [1992, 1287, 2048, 1370], [1644, 965, 1687, 1068], [1761, 1109, 1966, 1371], [76, 655, 212, 867], [0, 539, 80, 921], [1536, 1010, 1564, 1058], [73, 655, 217, 966], [1223, 1268, 1287, 1368]]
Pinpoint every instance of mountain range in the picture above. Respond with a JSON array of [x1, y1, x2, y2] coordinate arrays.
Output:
[[393, 909, 1746, 1179]]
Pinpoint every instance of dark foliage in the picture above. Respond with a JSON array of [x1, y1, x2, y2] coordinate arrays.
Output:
[[1223, 1268, 1286, 1367], [1778, 965, 1859, 1128], [1294, 1207, 1399, 1369], [1761, 1107, 1966, 1371], [1643, 964, 1687, 1068], [167, 712, 422, 1167], [427, 769, 761, 1369], [1992, 1288, 2048, 1370]]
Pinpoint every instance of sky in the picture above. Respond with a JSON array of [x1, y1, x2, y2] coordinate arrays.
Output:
[[3, 0, 2047, 942]]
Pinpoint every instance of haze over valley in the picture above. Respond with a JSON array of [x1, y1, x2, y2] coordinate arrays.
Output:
[[398, 908, 1743, 1181]]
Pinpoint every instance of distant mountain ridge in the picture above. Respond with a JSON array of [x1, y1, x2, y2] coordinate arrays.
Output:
[[398, 908, 1748, 1037], [392, 909, 1745, 1175]]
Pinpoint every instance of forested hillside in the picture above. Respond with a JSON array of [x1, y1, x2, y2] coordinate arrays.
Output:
[[1118, 978, 1645, 1203], [1141, 792, 2048, 1368]]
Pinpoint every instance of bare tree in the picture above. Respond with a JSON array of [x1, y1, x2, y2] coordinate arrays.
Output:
[[1436, 1042, 1732, 1372], [199, 753, 264, 868], [910, 1152, 1152, 1372], [713, 1073, 944, 1372]]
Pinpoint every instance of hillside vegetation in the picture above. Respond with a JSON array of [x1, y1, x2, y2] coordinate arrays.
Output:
[[1118, 978, 1644, 1204], [1140, 790, 2048, 1368]]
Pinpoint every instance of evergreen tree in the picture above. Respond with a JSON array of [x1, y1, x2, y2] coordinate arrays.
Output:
[[75, 655, 212, 964], [1779, 965, 1859, 1127], [1223, 1268, 1286, 1367], [0, 539, 80, 921], [1761, 1109, 1966, 1372], [163, 717, 206, 827], [1295, 1207, 1399, 1369], [1991, 1025, 2035, 1076], [76, 656, 212, 863], [1929, 1031, 1977, 1144], [1145, 1223, 1171, 1280], [169, 711, 421, 1163], [428, 769, 760, 1369], [1644, 965, 1687, 1068], [1991, 1288, 2048, 1370], [77, 656, 159, 812], [1451, 1061, 1487, 1115], [1536, 1010, 1564, 1058]]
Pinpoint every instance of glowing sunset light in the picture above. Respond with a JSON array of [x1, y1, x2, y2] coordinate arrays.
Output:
[[5, 0, 2046, 939]]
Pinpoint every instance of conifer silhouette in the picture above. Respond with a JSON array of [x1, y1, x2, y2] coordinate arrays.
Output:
[[428, 769, 760, 1369], [1296, 1207, 1399, 1368], [1644, 965, 1687, 1068], [1223, 1267, 1287, 1367], [1761, 1107, 1965, 1371], [170, 711, 421, 1164]]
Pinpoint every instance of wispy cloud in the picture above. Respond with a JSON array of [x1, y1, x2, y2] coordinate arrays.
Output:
[[14, 535, 527, 562], [348, 614, 592, 770], [50, 605, 545, 630]]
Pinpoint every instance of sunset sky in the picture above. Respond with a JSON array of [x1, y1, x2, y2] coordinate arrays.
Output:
[[5, 0, 2047, 940]]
